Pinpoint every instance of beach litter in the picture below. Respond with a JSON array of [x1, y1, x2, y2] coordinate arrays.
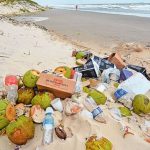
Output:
[[85, 136, 113, 150], [0, 50, 150, 149], [55, 125, 67, 140]]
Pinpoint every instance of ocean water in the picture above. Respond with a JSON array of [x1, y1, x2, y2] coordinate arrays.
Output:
[[52, 3, 150, 18]]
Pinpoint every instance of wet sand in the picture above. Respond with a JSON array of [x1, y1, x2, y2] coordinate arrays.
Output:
[[29, 9, 150, 50]]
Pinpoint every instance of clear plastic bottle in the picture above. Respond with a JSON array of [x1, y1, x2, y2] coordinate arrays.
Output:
[[42, 107, 54, 145], [73, 72, 82, 94], [6, 85, 18, 104], [5, 75, 18, 104]]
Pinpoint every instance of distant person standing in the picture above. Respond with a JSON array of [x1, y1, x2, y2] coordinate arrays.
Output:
[[75, 5, 78, 10]]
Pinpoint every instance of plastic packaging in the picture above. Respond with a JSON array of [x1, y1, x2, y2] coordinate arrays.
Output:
[[96, 83, 109, 93], [43, 107, 54, 145], [5, 75, 18, 104], [86, 56, 115, 73], [120, 69, 133, 81], [114, 73, 150, 108], [84, 97, 106, 123], [73, 58, 100, 78], [118, 73, 150, 95], [101, 68, 120, 84], [114, 86, 134, 109], [6, 85, 18, 104], [127, 64, 150, 80], [65, 99, 83, 115], [73, 72, 82, 94], [51, 98, 63, 112]]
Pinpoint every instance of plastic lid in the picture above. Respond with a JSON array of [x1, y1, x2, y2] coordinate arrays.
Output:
[[45, 107, 54, 114]]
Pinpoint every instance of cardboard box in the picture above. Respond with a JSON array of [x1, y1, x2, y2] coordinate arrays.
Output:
[[36, 73, 76, 99]]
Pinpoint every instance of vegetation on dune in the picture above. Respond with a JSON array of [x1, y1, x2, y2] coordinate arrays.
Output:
[[0, 0, 39, 6], [0, 0, 46, 12]]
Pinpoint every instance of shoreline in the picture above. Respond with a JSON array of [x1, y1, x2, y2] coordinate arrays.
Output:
[[51, 8, 150, 18], [28, 9, 150, 51]]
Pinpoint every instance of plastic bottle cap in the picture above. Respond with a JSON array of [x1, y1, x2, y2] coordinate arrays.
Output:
[[45, 107, 54, 114]]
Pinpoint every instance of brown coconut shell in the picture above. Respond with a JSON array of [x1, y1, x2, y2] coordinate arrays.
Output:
[[55, 125, 67, 140], [8, 128, 28, 145]]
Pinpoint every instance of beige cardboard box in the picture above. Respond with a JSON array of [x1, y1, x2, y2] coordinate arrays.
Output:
[[37, 73, 76, 99]]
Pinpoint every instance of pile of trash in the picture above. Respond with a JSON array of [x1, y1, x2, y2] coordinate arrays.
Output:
[[0, 50, 150, 149]]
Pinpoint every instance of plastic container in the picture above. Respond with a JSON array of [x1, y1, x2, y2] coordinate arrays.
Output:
[[43, 107, 54, 145], [114, 73, 150, 108], [101, 68, 120, 84], [73, 72, 82, 94], [84, 97, 106, 123], [114, 86, 134, 109], [6, 85, 18, 104], [4, 75, 18, 104]]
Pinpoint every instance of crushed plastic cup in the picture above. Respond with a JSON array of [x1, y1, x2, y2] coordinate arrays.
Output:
[[51, 98, 63, 112], [101, 68, 120, 84]]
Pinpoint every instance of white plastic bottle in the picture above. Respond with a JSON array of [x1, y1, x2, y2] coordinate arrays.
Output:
[[43, 107, 54, 145]]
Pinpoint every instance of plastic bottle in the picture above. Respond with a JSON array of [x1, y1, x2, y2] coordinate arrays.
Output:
[[5, 75, 18, 104], [6, 85, 18, 104], [114, 86, 134, 109], [42, 107, 54, 145], [84, 97, 106, 123], [73, 72, 82, 94]]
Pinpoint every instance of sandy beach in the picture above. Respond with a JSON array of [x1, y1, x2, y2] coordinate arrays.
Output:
[[14, 9, 150, 74], [0, 3, 150, 150], [27, 9, 150, 50]]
